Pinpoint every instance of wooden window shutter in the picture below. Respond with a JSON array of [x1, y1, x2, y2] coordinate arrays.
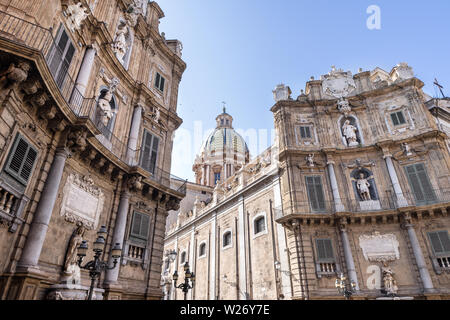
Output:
[[5, 135, 38, 185], [140, 131, 159, 175], [428, 231, 450, 256], [130, 212, 150, 241], [316, 239, 334, 261], [405, 164, 436, 204], [306, 176, 326, 212]]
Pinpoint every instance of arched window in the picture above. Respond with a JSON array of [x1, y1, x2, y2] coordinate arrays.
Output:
[[180, 251, 187, 265], [223, 231, 232, 248], [199, 242, 206, 257], [254, 216, 266, 235]]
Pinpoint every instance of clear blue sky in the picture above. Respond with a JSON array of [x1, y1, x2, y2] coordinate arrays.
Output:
[[158, 0, 450, 181]]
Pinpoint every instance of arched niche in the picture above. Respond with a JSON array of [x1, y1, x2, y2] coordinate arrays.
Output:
[[338, 115, 364, 147], [98, 86, 118, 138], [351, 168, 379, 202]]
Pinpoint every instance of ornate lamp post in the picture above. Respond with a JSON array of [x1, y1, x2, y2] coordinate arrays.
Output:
[[173, 262, 195, 300], [335, 273, 356, 300], [77, 225, 122, 300]]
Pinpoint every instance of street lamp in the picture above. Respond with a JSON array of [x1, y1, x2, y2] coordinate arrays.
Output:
[[173, 262, 195, 300], [77, 226, 122, 300], [335, 273, 356, 300]]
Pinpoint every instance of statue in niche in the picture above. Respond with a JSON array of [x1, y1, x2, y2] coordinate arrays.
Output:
[[381, 263, 398, 296], [342, 119, 359, 147], [96, 89, 115, 126], [306, 154, 315, 167], [63, 225, 85, 285], [356, 172, 372, 201], [112, 21, 129, 63]]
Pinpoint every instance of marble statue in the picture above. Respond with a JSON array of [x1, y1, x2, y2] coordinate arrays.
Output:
[[342, 120, 359, 147], [113, 21, 129, 63], [65, 3, 89, 32], [63, 225, 85, 285], [97, 89, 115, 126], [382, 263, 398, 296], [356, 173, 372, 201], [306, 154, 315, 167]]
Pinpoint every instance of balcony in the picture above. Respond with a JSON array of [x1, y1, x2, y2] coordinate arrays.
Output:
[[0, 11, 186, 196], [0, 179, 29, 232], [275, 189, 450, 220]]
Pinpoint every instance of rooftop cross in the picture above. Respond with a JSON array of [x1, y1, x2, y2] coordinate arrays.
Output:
[[221, 101, 227, 114], [433, 78, 446, 98]]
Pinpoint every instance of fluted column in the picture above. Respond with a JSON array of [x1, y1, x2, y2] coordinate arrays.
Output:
[[327, 161, 345, 212], [126, 104, 143, 165], [18, 147, 70, 269], [384, 155, 408, 207], [404, 216, 435, 292], [104, 189, 130, 284], [339, 222, 360, 291]]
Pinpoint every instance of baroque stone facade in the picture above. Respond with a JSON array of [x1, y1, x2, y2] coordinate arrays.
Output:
[[0, 0, 186, 300], [273, 64, 450, 300], [163, 64, 450, 301]]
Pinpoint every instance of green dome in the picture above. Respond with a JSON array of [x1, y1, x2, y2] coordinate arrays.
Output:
[[202, 127, 249, 155]]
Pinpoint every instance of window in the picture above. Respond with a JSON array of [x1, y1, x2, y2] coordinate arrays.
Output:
[[299, 126, 312, 139], [48, 25, 75, 89], [428, 231, 450, 272], [254, 216, 266, 235], [214, 172, 221, 185], [130, 211, 150, 242], [390, 111, 407, 126], [223, 231, 232, 248], [199, 243, 206, 257], [154, 72, 165, 92], [4, 134, 38, 186], [180, 251, 186, 264], [140, 130, 160, 175], [305, 176, 326, 212], [315, 239, 337, 275], [404, 164, 437, 205]]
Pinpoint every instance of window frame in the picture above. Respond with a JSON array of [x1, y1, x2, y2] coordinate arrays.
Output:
[[129, 211, 151, 243], [427, 230, 450, 274], [252, 213, 268, 238], [180, 251, 187, 265], [198, 241, 207, 258], [139, 129, 160, 175], [404, 163, 437, 205], [390, 110, 407, 126], [314, 238, 338, 277], [305, 175, 327, 212], [154, 72, 166, 92], [222, 229, 233, 250], [48, 24, 76, 89], [295, 125, 314, 145]]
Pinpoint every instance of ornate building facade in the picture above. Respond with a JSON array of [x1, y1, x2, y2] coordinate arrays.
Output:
[[163, 64, 450, 301], [273, 64, 450, 300], [0, 0, 186, 300]]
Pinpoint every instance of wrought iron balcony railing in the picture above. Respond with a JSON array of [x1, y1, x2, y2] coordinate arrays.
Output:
[[0, 11, 186, 196], [274, 189, 450, 219]]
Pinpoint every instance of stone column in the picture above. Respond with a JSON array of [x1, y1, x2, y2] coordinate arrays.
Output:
[[70, 46, 96, 105], [18, 148, 70, 269], [237, 196, 247, 300], [126, 104, 143, 165], [104, 190, 130, 284], [404, 218, 435, 292], [339, 222, 360, 291], [384, 155, 408, 207], [327, 162, 345, 212], [209, 213, 217, 300]]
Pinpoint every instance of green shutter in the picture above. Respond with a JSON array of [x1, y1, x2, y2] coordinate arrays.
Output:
[[391, 113, 399, 126], [160, 76, 165, 92], [140, 131, 159, 174], [306, 176, 326, 212], [155, 72, 160, 88], [5, 135, 38, 185], [428, 231, 450, 256], [316, 239, 334, 261], [130, 212, 150, 241], [397, 111, 406, 124], [405, 164, 436, 204]]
